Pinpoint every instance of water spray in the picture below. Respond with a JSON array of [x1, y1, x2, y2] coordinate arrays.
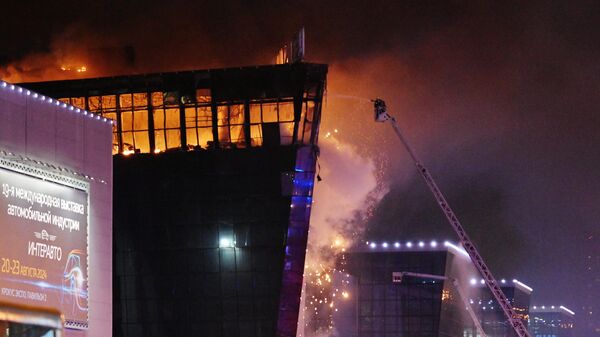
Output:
[[372, 98, 532, 337]]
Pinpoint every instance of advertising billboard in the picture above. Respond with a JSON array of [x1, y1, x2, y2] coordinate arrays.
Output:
[[0, 167, 88, 328]]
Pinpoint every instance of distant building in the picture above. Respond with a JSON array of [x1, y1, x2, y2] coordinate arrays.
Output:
[[583, 231, 600, 337], [331, 240, 484, 337], [332, 240, 532, 337], [529, 305, 575, 337], [469, 279, 532, 337], [22, 63, 328, 337]]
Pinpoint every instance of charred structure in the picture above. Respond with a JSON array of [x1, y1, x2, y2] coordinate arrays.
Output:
[[21, 62, 327, 337]]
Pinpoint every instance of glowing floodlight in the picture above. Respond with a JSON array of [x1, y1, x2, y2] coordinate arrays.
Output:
[[219, 238, 234, 248]]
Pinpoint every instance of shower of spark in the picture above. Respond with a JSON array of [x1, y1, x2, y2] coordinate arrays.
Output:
[[298, 130, 386, 337], [301, 237, 353, 335]]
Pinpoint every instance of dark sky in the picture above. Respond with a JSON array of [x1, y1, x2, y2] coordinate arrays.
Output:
[[2, 1, 599, 335]]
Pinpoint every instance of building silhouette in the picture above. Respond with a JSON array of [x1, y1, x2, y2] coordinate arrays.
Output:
[[331, 240, 532, 337], [22, 62, 327, 337]]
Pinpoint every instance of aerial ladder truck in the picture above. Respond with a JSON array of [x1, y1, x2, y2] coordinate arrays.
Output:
[[372, 99, 531, 337]]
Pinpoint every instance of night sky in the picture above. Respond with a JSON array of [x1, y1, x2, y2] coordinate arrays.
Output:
[[2, 1, 599, 335]]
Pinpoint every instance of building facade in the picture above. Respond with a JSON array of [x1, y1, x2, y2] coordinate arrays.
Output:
[[22, 63, 327, 337], [333, 241, 532, 337], [529, 306, 575, 337], [334, 241, 484, 337], [469, 279, 532, 337], [0, 80, 113, 337]]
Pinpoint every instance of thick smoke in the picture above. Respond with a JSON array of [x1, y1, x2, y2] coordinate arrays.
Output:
[[299, 132, 384, 337], [2, 1, 599, 334], [309, 133, 385, 250]]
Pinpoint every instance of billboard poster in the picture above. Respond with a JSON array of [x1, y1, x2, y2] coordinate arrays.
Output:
[[0, 167, 88, 327]]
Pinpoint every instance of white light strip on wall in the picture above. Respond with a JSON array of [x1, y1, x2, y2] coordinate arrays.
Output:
[[512, 279, 533, 293], [559, 305, 575, 315], [0, 80, 114, 125], [364, 240, 471, 259]]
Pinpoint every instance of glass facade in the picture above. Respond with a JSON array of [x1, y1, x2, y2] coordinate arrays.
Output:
[[35, 64, 325, 155], [529, 308, 575, 337], [331, 245, 530, 337], [470, 284, 531, 337], [335, 249, 480, 337], [22, 63, 327, 337]]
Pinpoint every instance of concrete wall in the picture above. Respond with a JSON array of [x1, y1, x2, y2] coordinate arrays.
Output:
[[0, 81, 113, 337]]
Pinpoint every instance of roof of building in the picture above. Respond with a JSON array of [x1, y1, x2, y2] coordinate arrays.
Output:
[[19, 62, 328, 102], [531, 305, 575, 315], [353, 239, 534, 293]]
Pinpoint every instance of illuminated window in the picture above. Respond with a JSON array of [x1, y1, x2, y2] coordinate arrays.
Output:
[[133, 110, 149, 153], [185, 107, 198, 147], [229, 105, 245, 145], [120, 93, 150, 154], [278, 102, 294, 145], [250, 124, 262, 146], [250, 104, 261, 124], [165, 108, 179, 128], [301, 101, 315, 144], [184, 105, 213, 148], [121, 111, 134, 150], [88, 96, 101, 112], [70, 97, 85, 109], [278, 102, 294, 122], [279, 122, 294, 145], [262, 103, 278, 123], [119, 94, 132, 109], [247, 100, 298, 147], [151, 92, 163, 107], [102, 95, 116, 110], [153, 93, 181, 151], [133, 93, 147, 109], [217, 104, 245, 148]]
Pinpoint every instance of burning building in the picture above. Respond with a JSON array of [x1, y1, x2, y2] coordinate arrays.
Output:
[[20, 62, 327, 337]]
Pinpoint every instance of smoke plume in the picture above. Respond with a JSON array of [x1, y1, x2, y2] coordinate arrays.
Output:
[[2, 1, 599, 334]]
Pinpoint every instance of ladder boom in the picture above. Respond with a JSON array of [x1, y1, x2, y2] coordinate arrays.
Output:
[[373, 99, 531, 337]]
